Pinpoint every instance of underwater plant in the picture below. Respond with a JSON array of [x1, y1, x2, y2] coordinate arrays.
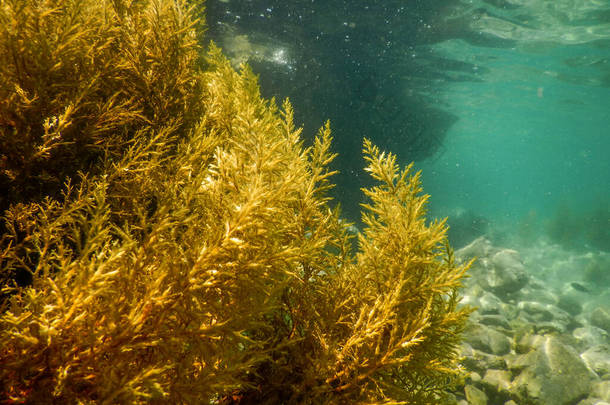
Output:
[[0, 0, 205, 213], [0, 0, 471, 403]]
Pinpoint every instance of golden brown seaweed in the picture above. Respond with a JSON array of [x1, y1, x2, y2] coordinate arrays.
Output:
[[0, 0, 205, 211], [0, 0, 470, 403]]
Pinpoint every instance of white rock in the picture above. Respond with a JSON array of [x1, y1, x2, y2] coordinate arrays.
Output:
[[573, 326, 608, 348], [581, 344, 610, 377]]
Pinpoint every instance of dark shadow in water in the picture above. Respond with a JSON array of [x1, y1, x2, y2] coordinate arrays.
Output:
[[204, 0, 520, 222]]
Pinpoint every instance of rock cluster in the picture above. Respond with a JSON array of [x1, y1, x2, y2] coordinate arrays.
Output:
[[452, 237, 610, 405]]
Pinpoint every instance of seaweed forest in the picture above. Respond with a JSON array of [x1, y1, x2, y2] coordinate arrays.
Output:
[[0, 0, 471, 403]]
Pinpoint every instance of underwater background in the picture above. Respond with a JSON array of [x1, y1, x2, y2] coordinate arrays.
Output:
[[206, 0, 609, 253], [0, 0, 608, 402], [207, 1, 610, 403]]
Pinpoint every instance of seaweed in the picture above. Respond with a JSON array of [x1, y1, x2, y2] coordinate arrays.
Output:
[[0, 0, 206, 212], [0, 0, 471, 403]]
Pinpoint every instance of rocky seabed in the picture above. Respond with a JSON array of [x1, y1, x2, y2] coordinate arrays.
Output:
[[452, 237, 610, 405]]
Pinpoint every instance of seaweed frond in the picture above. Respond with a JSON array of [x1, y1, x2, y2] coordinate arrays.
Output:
[[0, 1, 470, 403], [0, 0, 205, 211]]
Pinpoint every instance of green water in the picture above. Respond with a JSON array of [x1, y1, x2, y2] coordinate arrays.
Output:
[[420, 39, 609, 220], [206, 0, 609, 251], [418, 1, 610, 249]]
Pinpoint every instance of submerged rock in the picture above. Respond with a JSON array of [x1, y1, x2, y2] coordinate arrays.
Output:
[[456, 238, 610, 404], [517, 301, 554, 322], [487, 249, 529, 296], [479, 314, 512, 330], [479, 291, 504, 315], [591, 307, 610, 334], [510, 336, 596, 404], [520, 283, 559, 305], [577, 399, 610, 405], [463, 323, 511, 356], [591, 380, 610, 402], [464, 384, 488, 405], [581, 344, 610, 377], [460, 343, 508, 375], [481, 369, 512, 401], [573, 326, 609, 349], [463, 244, 529, 298], [456, 236, 494, 262], [558, 292, 584, 315]]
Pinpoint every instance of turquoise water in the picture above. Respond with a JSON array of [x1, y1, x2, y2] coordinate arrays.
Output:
[[207, 0, 609, 251], [420, 39, 609, 223], [416, 1, 610, 249]]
